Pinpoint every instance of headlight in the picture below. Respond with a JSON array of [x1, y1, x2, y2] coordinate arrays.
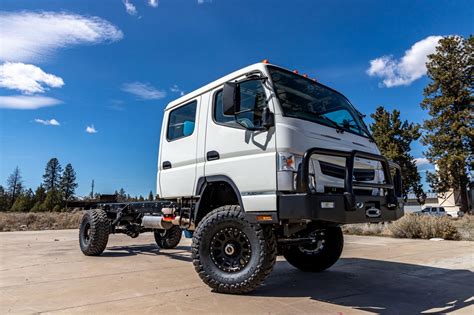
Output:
[[278, 152, 303, 172]]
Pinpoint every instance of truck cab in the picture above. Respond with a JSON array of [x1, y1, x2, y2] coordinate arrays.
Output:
[[157, 62, 403, 225]]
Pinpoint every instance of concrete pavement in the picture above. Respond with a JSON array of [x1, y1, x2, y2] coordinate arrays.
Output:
[[0, 230, 473, 314]]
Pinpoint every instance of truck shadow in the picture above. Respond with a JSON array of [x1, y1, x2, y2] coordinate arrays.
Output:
[[253, 258, 474, 314], [100, 244, 473, 313], [103, 243, 193, 261]]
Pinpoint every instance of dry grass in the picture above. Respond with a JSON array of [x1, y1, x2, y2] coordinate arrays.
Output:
[[344, 213, 472, 241], [451, 215, 474, 241], [0, 212, 84, 232], [342, 223, 391, 237]]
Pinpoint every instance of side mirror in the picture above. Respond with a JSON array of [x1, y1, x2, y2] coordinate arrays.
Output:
[[223, 82, 240, 115], [262, 107, 275, 129]]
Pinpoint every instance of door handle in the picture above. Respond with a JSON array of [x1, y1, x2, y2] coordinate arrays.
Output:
[[162, 161, 172, 169], [206, 151, 220, 161]]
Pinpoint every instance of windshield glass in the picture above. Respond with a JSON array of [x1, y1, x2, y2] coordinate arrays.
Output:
[[268, 66, 371, 137]]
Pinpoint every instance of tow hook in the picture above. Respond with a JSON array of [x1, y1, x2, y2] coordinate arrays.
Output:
[[366, 207, 381, 218]]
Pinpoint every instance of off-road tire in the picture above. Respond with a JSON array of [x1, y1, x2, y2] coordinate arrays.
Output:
[[79, 209, 110, 256], [192, 205, 277, 294], [154, 226, 182, 249], [283, 226, 343, 272]]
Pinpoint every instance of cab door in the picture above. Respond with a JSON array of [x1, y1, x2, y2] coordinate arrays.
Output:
[[158, 98, 200, 198], [203, 78, 277, 211]]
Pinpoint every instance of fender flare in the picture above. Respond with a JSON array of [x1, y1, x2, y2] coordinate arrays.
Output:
[[194, 175, 244, 221]]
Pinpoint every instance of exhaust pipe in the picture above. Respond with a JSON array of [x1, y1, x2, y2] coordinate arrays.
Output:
[[141, 215, 173, 230]]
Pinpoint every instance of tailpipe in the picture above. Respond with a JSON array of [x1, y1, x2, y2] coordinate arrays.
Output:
[[141, 215, 173, 230]]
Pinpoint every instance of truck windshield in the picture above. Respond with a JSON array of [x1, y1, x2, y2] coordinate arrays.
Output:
[[268, 66, 371, 138]]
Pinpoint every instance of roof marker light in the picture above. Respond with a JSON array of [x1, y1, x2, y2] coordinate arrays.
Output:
[[303, 74, 308, 78], [312, 78, 317, 82], [262, 59, 269, 64], [293, 70, 299, 74]]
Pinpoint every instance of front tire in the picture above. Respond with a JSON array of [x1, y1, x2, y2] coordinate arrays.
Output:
[[192, 205, 277, 294], [79, 209, 110, 256], [154, 226, 182, 249], [283, 226, 343, 272]]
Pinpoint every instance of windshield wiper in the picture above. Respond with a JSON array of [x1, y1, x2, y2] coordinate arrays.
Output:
[[313, 113, 344, 133]]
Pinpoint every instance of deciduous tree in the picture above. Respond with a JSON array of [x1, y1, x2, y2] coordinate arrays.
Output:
[[6, 166, 23, 208]]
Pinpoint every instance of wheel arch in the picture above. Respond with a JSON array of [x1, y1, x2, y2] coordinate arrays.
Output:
[[194, 175, 243, 225]]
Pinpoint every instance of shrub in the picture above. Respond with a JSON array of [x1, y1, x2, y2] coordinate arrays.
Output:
[[389, 214, 460, 240], [342, 223, 390, 236]]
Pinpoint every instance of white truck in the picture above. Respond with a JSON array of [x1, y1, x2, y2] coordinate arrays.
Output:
[[78, 62, 404, 294]]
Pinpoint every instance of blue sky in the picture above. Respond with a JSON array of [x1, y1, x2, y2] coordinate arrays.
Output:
[[0, 0, 472, 197]]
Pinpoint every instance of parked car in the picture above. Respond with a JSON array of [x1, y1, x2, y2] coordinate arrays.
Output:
[[416, 206, 452, 217]]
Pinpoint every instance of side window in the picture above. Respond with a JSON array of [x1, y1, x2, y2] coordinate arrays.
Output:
[[439, 207, 445, 212], [167, 101, 197, 141], [431, 207, 438, 212], [213, 80, 266, 128]]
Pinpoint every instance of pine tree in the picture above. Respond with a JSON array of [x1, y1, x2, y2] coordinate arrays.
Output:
[[6, 166, 23, 208], [42, 189, 63, 212], [148, 190, 154, 201], [421, 35, 473, 212], [60, 164, 78, 201], [0, 186, 8, 211], [11, 189, 35, 212], [43, 158, 62, 192], [370, 106, 424, 200], [31, 185, 47, 212], [116, 188, 127, 202]]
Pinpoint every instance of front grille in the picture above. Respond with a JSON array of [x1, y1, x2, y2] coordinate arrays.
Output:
[[319, 161, 375, 181]]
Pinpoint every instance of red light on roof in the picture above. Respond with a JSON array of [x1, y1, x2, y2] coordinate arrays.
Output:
[[303, 74, 308, 78], [262, 59, 269, 64], [312, 78, 317, 82], [293, 70, 299, 74]]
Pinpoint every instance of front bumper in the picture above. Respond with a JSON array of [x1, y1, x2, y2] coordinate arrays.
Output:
[[278, 147, 404, 224]]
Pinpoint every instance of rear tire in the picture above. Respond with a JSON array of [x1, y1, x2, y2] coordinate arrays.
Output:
[[192, 205, 277, 294], [283, 226, 343, 272], [79, 209, 110, 256], [154, 225, 182, 249]]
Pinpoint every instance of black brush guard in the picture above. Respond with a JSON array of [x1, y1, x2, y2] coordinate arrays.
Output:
[[278, 148, 404, 224]]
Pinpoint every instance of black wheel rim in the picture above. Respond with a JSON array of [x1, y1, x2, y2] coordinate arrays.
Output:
[[82, 222, 91, 245], [210, 227, 252, 272], [299, 231, 326, 255]]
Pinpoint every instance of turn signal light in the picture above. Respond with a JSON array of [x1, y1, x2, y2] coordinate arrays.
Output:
[[256, 215, 273, 221]]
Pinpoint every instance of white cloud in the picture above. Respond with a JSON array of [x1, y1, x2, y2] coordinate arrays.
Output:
[[367, 36, 443, 87], [34, 118, 60, 126], [86, 125, 98, 134], [122, 82, 166, 100], [0, 95, 62, 110], [123, 0, 138, 15], [0, 62, 64, 94], [148, 0, 159, 7], [0, 11, 123, 63], [170, 84, 185, 96], [414, 157, 430, 166]]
